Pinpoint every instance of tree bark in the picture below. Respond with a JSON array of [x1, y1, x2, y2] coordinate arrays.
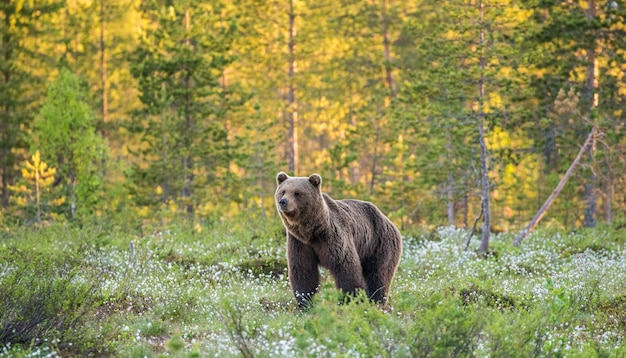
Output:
[[447, 128, 455, 225], [382, 0, 396, 98], [369, 123, 380, 196], [583, 0, 597, 228], [100, 0, 108, 137], [182, 9, 194, 215], [287, 0, 298, 174], [1, 1, 12, 208], [514, 127, 597, 246], [606, 159, 613, 225], [447, 173, 455, 226], [477, 0, 491, 254]]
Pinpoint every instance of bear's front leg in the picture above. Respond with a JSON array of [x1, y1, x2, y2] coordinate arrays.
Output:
[[287, 234, 320, 309]]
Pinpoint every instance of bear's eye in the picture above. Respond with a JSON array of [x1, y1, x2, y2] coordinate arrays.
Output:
[[281, 190, 285, 196], [294, 191, 300, 197]]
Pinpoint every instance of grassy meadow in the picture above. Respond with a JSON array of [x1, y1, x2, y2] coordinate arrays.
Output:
[[1, 219, 626, 357]]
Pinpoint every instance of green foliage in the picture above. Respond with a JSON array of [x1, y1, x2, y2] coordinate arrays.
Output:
[[33, 68, 106, 220]]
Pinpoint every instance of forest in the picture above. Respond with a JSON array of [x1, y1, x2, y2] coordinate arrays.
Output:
[[1, 0, 625, 238], [3, 1, 626, 356]]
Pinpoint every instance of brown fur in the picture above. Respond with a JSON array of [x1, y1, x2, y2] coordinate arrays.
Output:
[[275, 172, 402, 308]]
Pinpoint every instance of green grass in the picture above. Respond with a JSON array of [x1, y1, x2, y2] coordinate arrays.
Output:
[[1, 220, 626, 357]]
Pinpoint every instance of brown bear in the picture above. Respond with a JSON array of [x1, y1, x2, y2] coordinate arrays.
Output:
[[275, 171, 402, 308]]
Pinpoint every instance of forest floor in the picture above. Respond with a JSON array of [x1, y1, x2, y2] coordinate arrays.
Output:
[[1, 219, 626, 357]]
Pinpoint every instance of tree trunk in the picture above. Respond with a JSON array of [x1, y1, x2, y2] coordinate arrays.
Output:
[[382, 0, 396, 99], [70, 175, 76, 219], [477, 120, 491, 253], [583, 0, 597, 228], [161, 84, 169, 207], [514, 127, 597, 246], [0, 112, 8, 208], [100, 0, 108, 137], [606, 159, 612, 225], [182, 9, 194, 215], [369, 123, 380, 196], [1, 2, 12, 208], [447, 128, 455, 226], [447, 173, 455, 226], [477, 0, 491, 254], [35, 166, 41, 224], [462, 183, 469, 228], [287, 0, 298, 174]]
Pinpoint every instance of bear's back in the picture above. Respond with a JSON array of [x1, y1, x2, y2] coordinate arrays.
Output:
[[323, 194, 400, 259]]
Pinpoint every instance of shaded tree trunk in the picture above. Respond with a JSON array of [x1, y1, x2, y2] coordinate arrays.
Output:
[[182, 9, 194, 215], [382, 0, 396, 99], [447, 173, 455, 226], [287, 0, 298, 174], [583, 0, 597, 227], [369, 120, 381, 196], [447, 128, 455, 226], [1, 1, 12, 208], [477, 0, 491, 254], [100, 0, 108, 136]]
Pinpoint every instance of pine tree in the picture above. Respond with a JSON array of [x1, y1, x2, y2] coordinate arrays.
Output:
[[395, 0, 534, 245], [0, 0, 63, 209], [129, 0, 245, 221], [527, 0, 626, 227], [8, 150, 64, 224]]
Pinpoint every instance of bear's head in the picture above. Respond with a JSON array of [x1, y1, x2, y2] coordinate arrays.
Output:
[[275, 172, 324, 221]]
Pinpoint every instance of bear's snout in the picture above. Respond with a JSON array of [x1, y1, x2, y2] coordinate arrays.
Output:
[[279, 198, 289, 210]]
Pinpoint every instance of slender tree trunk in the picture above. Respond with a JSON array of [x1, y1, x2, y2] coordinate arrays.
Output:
[[446, 128, 455, 226], [100, 0, 108, 137], [35, 167, 41, 224], [382, 0, 396, 98], [514, 128, 597, 246], [477, 122, 491, 253], [0, 111, 8, 208], [287, 0, 298, 173], [182, 9, 194, 215], [1, 3, 12, 208], [447, 173, 455, 226], [254, 107, 266, 219], [161, 84, 168, 208], [463, 182, 469, 227], [606, 160, 612, 225], [70, 175, 76, 219], [583, 0, 597, 228], [477, 0, 491, 253], [369, 122, 380, 196], [368, 0, 395, 196]]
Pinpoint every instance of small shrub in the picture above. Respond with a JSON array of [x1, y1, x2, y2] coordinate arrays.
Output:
[[0, 254, 102, 354], [404, 293, 487, 357]]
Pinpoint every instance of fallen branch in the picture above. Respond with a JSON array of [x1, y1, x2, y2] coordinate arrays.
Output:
[[513, 127, 597, 247], [464, 201, 484, 251]]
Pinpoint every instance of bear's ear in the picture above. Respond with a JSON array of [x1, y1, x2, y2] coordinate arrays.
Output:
[[277, 172, 289, 185], [309, 173, 322, 188]]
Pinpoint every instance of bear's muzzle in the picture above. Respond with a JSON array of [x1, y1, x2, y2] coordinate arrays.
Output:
[[279, 198, 289, 211]]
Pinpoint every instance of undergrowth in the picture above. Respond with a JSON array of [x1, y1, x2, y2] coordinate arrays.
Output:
[[1, 221, 625, 357]]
